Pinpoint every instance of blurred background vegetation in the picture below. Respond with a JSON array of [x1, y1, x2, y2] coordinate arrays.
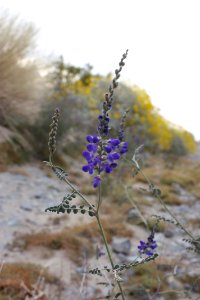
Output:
[[0, 12, 197, 166]]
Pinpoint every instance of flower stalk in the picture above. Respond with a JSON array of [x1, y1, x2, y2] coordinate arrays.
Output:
[[96, 208, 126, 300]]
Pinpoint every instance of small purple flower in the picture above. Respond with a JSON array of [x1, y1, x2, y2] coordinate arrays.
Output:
[[93, 175, 101, 188], [82, 165, 89, 172], [137, 232, 157, 256], [110, 162, 117, 169], [108, 152, 120, 162], [86, 135, 94, 143], [87, 144, 97, 153], [105, 165, 112, 173], [93, 136, 99, 143], [110, 139, 120, 146], [119, 142, 128, 154], [82, 151, 91, 161], [105, 145, 112, 153], [86, 135, 99, 143]]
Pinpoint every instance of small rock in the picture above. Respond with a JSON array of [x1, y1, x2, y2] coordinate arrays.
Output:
[[25, 218, 37, 225], [7, 218, 20, 227], [112, 239, 131, 255], [20, 204, 33, 211], [164, 229, 174, 238], [34, 194, 41, 199], [127, 208, 141, 224]]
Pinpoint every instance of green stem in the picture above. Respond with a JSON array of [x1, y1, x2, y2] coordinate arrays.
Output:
[[96, 213, 126, 300], [97, 184, 102, 213]]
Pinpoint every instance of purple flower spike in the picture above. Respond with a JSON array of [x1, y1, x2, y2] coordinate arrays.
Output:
[[81, 52, 129, 188], [93, 175, 101, 188]]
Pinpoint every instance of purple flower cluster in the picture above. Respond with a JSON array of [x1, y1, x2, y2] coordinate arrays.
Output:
[[82, 51, 129, 188], [138, 232, 157, 256], [82, 134, 128, 187]]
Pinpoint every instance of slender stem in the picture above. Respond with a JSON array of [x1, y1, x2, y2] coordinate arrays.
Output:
[[96, 213, 126, 300], [96, 214, 114, 268], [97, 185, 101, 213], [158, 195, 195, 241], [139, 169, 196, 241], [123, 184, 149, 229]]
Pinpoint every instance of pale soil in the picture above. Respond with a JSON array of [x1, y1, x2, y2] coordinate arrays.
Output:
[[0, 155, 199, 300]]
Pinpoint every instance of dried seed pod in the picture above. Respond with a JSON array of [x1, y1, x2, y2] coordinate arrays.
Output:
[[48, 108, 60, 156]]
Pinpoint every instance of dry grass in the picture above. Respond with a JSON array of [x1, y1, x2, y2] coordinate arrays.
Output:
[[187, 218, 200, 228], [71, 217, 134, 243], [180, 274, 200, 293], [160, 170, 196, 187], [0, 262, 60, 300], [137, 155, 200, 188], [14, 217, 133, 264], [15, 230, 93, 264], [161, 192, 184, 206], [126, 259, 178, 299]]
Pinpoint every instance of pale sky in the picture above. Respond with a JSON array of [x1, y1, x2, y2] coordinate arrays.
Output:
[[1, 0, 200, 140]]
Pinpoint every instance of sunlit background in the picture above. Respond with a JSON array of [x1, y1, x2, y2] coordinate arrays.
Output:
[[1, 0, 200, 140]]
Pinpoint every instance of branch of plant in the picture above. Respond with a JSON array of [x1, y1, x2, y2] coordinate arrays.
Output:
[[96, 212, 126, 300], [123, 183, 149, 230], [46, 154, 96, 212], [138, 168, 197, 242], [63, 177, 96, 213]]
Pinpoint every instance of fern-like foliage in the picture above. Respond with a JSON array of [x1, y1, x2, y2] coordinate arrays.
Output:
[[45, 192, 95, 216], [89, 253, 158, 277], [183, 237, 200, 254]]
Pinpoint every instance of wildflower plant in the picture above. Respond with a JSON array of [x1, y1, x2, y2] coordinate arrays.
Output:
[[82, 50, 129, 188], [44, 50, 199, 299]]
